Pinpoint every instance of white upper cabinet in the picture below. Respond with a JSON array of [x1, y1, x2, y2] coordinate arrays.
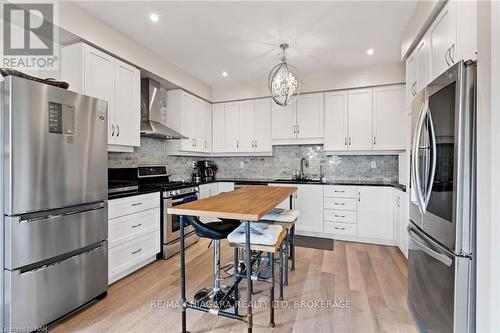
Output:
[[224, 102, 240, 151], [429, 0, 457, 80], [254, 98, 272, 152], [272, 94, 323, 144], [239, 100, 255, 152], [348, 89, 373, 151], [416, 33, 431, 93], [372, 85, 406, 151], [62, 42, 140, 150], [357, 186, 393, 241], [212, 104, 225, 152], [165, 90, 212, 154], [324, 91, 348, 151], [271, 101, 297, 140], [296, 93, 324, 139], [405, 50, 418, 107]]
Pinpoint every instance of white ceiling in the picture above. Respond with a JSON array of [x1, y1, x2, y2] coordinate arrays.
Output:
[[76, 1, 416, 86]]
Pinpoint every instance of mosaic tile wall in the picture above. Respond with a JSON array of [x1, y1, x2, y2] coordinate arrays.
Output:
[[108, 138, 399, 182]]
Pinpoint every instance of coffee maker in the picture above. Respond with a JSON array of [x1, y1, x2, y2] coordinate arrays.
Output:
[[192, 160, 215, 183]]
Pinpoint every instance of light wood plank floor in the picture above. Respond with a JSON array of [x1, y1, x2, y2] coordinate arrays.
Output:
[[52, 240, 417, 333]]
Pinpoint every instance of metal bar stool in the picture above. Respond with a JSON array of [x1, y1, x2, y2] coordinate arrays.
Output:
[[182, 215, 241, 310], [259, 208, 299, 285], [227, 223, 286, 328]]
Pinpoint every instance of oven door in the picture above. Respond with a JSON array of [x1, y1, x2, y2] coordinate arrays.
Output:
[[163, 194, 197, 244]]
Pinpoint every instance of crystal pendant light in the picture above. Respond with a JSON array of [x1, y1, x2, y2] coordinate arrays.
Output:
[[268, 43, 301, 107]]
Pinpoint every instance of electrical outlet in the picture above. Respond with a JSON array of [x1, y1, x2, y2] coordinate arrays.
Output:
[[370, 161, 377, 169]]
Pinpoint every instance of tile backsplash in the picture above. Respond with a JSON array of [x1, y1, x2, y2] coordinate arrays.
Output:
[[108, 138, 399, 182]]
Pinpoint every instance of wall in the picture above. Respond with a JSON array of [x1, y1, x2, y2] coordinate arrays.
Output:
[[476, 1, 500, 331], [109, 138, 399, 182], [211, 62, 405, 102], [57, 1, 212, 101]]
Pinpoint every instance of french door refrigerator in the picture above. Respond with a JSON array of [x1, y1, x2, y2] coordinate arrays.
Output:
[[408, 60, 476, 333], [0, 76, 109, 330]]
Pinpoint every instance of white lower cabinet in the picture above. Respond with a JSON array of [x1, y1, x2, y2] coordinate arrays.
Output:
[[357, 186, 394, 242], [268, 183, 323, 234], [199, 183, 218, 199], [217, 182, 235, 193], [108, 192, 160, 284], [393, 189, 409, 258]]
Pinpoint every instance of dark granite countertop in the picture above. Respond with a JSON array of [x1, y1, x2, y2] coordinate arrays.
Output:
[[206, 178, 406, 192]]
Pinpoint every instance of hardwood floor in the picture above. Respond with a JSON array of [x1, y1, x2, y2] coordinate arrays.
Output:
[[52, 240, 417, 333]]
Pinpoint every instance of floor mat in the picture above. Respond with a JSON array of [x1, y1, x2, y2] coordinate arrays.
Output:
[[295, 235, 334, 251]]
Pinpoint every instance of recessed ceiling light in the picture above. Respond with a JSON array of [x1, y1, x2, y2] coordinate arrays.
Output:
[[149, 13, 159, 23], [222, 71, 228, 77], [366, 48, 374, 55]]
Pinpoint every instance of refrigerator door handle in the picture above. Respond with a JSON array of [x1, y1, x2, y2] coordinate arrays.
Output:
[[413, 101, 428, 213], [425, 110, 437, 208], [408, 226, 453, 267]]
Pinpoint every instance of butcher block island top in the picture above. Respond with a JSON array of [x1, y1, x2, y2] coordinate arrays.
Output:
[[168, 185, 297, 221]]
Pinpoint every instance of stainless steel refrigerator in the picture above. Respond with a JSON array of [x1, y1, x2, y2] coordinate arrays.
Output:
[[408, 60, 476, 333], [0, 76, 109, 330]]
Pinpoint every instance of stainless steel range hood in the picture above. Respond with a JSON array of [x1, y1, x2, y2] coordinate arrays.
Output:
[[140, 78, 187, 139]]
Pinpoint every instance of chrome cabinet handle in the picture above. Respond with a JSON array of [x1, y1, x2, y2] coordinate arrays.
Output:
[[373, 136, 376, 145], [111, 125, 115, 137], [334, 190, 345, 193], [334, 202, 345, 205], [116, 125, 120, 137], [131, 248, 142, 255], [204, 140, 207, 149], [293, 125, 296, 135], [251, 140, 255, 148], [358, 192, 361, 202], [255, 140, 258, 148], [449, 44, 455, 64], [348, 137, 352, 146], [445, 47, 451, 66], [131, 202, 142, 206], [334, 226, 346, 231], [236, 140, 239, 148], [297, 124, 300, 134], [344, 137, 347, 146], [131, 223, 142, 228], [334, 214, 345, 218]]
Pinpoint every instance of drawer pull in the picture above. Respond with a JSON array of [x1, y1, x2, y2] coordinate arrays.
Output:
[[334, 215, 345, 218], [131, 202, 142, 207], [334, 190, 345, 193], [334, 226, 346, 230], [334, 202, 345, 205], [131, 248, 142, 255], [131, 223, 142, 228]]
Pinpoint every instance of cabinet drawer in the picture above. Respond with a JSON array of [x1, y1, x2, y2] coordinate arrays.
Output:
[[323, 197, 357, 211], [108, 208, 160, 248], [324, 222, 357, 236], [324, 185, 357, 198], [109, 231, 160, 280], [324, 209, 357, 224], [108, 192, 160, 219]]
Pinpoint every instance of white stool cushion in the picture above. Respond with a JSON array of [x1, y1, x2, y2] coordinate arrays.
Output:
[[260, 208, 300, 223], [227, 223, 283, 246]]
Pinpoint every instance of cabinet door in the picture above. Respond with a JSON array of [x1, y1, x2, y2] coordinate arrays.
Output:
[[372, 85, 405, 150], [224, 102, 240, 151], [271, 101, 297, 140], [83, 46, 115, 143], [348, 89, 373, 151], [202, 101, 212, 152], [212, 104, 225, 153], [191, 97, 205, 152], [405, 51, 418, 108], [416, 33, 431, 92], [238, 100, 255, 152], [180, 93, 196, 151], [254, 98, 271, 152], [324, 91, 348, 151], [295, 184, 324, 233], [114, 60, 140, 147], [199, 183, 218, 199], [296, 93, 324, 139], [429, 1, 457, 80], [357, 187, 393, 241]]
